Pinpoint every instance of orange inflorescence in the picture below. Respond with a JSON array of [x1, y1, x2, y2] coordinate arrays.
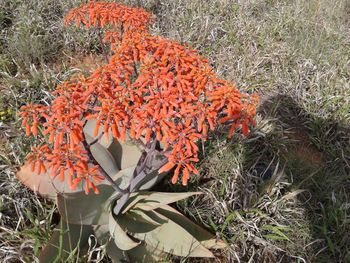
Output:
[[64, 1, 153, 35], [73, 164, 104, 194], [19, 1, 258, 192], [26, 145, 51, 175], [18, 104, 47, 137]]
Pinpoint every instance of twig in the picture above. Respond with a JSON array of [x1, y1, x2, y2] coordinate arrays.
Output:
[[97, 29, 109, 63]]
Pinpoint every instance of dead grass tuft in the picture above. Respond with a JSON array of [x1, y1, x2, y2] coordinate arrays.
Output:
[[1, 0, 349, 262]]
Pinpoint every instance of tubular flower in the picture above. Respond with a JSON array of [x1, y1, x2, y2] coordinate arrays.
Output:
[[27, 145, 51, 175], [18, 104, 48, 137], [42, 94, 86, 149], [86, 97, 128, 141], [159, 151, 199, 186], [64, 1, 153, 35], [45, 144, 88, 184], [19, 2, 258, 193], [73, 164, 105, 194]]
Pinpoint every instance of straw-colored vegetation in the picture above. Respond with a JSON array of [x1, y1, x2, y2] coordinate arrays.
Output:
[[1, 0, 349, 262]]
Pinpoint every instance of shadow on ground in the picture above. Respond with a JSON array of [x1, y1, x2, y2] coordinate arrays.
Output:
[[162, 93, 349, 263], [259, 94, 350, 262]]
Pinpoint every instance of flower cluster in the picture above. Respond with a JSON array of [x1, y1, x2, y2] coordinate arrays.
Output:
[[19, 1, 258, 193], [64, 1, 153, 39]]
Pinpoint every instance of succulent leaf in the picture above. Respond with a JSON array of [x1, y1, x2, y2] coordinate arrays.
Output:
[[127, 242, 168, 263], [85, 133, 119, 176], [39, 220, 93, 262], [109, 211, 141, 250], [114, 139, 143, 171], [112, 166, 135, 190], [84, 120, 142, 171], [93, 224, 130, 263], [94, 224, 166, 263], [57, 184, 116, 225], [133, 192, 202, 211], [130, 209, 214, 258], [121, 193, 147, 214], [117, 210, 164, 234], [16, 162, 77, 200], [157, 205, 227, 249]]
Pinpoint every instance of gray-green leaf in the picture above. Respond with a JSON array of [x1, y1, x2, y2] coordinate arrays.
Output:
[[133, 192, 202, 212], [109, 211, 140, 250], [157, 205, 227, 249], [39, 220, 93, 263], [57, 184, 116, 225], [131, 210, 214, 258]]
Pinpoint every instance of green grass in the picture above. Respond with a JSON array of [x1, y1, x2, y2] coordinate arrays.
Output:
[[1, 0, 349, 262]]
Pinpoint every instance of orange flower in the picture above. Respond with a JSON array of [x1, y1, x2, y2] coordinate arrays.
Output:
[[42, 94, 86, 149], [64, 1, 153, 35], [26, 145, 51, 175], [18, 104, 48, 137], [73, 164, 104, 194], [19, 2, 258, 192], [46, 144, 88, 179], [87, 97, 128, 141]]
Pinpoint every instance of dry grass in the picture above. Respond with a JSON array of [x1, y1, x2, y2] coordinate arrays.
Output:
[[1, 0, 349, 262]]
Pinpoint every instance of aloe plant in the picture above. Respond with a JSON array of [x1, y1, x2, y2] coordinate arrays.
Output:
[[16, 2, 258, 261], [17, 121, 226, 262]]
